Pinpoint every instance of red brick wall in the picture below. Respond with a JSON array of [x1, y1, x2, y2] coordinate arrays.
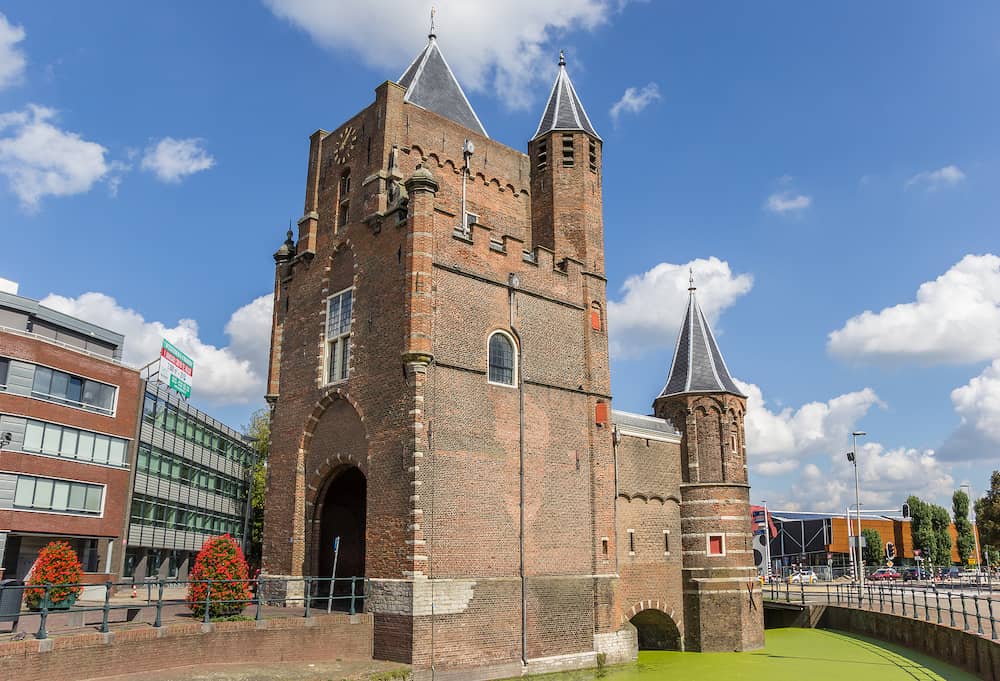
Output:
[[0, 613, 373, 681]]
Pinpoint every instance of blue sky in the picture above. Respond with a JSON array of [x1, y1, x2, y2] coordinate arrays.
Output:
[[2, 2, 999, 515]]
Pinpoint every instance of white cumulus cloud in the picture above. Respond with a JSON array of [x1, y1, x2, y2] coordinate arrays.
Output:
[[905, 164, 965, 191], [0, 12, 26, 90], [39, 292, 273, 406], [738, 379, 883, 467], [264, 0, 625, 110], [141, 137, 215, 183], [764, 190, 811, 215], [0, 105, 110, 209], [828, 254, 1000, 365], [609, 82, 660, 125], [940, 359, 1000, 461], [777, 444, 954, 513], [607, 256, 753, 358]]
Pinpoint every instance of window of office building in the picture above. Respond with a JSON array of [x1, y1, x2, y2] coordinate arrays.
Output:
[[22, 419, 128, 467], [13, 475, 104, 515], [31, 365, 116, 415]]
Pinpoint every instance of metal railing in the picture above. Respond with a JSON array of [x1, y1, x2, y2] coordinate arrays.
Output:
[[0, 575, 367, 640], [765, 579, 998, 641]]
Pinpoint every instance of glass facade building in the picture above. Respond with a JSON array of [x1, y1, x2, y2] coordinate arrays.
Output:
[[124, 382, 253, 580]]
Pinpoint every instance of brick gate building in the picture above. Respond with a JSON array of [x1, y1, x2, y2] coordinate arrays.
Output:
[[262, 30, 763, 678]]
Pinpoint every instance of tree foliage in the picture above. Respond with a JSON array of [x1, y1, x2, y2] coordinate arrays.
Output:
[[243, 408, 270, 567], [929, 503, 954, 566], [975, 470, 1000, 557], [908, 495, 937, 566], [952, 489, 976, 565], [186, 535, 252, 619], [861, 528, 883, 566]]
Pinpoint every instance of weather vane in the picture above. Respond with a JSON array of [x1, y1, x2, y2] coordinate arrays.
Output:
[[429, 6, 436, 39], [689, 268, 696, 291]]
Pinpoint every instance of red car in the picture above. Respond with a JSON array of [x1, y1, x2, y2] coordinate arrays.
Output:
[[869, 567, 901, 581]]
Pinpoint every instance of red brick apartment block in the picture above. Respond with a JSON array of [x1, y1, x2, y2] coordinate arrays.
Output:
[[262, 33, 762, 678], [0, 291, 140, 585]]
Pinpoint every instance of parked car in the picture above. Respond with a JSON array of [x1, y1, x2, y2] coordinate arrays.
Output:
[[869, 568, 901, 581], [939, 566, 961, 580], [902, 567, 927, 581], [789, 569, 818, 584]]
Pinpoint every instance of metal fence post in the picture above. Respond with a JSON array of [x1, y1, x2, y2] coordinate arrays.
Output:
[[988, 597, 996, 640], [304, 577, 312, 618], [974, 595, 984, 635], [901, 585, 907, 616], [923, 588, 930, 621], [255, 579, 263, 621], [204, 580, 212, 624], [960, 593, 968, 631], [949, 591, 956, 628], [154, 580, 164, 628], [785, 580, 790, 603], [800, 579, 805, 605], [100, 581, 112, 633], [350, 577, 357, 615], [35, 585, 50, 640], [935, 586, 942, 624], [826, 583, 830, 604]]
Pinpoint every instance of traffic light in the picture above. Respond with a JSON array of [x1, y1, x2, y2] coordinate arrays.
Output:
[[885, 542, 896, 560], [901, 502, 910, 518]]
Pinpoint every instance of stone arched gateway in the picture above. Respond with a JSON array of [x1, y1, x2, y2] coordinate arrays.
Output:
[[301, 393, 369, 586], [625, 602, 683, 651]]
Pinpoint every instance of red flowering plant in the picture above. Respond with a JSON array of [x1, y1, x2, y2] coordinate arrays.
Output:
[[186, 534, 252, 619], [25, 541, 84, 609]]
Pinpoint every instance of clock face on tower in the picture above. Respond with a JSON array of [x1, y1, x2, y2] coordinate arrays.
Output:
[[333, 125, 357, 165]]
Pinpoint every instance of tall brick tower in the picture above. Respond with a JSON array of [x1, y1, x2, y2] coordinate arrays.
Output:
[[652, 274, 764, 651], [528, 51, 604, 275], [262, 31, 625, 678]]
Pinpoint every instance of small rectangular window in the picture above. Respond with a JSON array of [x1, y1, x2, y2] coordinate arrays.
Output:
[[601, 537, 609, 556], [664, 530, 670, 555], [589, 139, 597, 173], [537, 140, 548, 171], [707, 533, 725, 556], [0, 357, 8, 387], [627, 529, 635, 556]]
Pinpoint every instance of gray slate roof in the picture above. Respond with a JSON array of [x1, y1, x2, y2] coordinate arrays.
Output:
[[398, 36, 488, 138], [611, 410, 681, 437], [659, 285, 744, 399], [532, 53, 600, 141]]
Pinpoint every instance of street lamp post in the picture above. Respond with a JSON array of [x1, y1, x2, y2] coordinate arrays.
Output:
[[961, 483, 982, 576], [847, 431, 866, 589]]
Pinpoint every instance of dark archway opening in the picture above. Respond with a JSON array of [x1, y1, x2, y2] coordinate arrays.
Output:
[[317, 466, 366, 610], [630, 609, 682, 650]]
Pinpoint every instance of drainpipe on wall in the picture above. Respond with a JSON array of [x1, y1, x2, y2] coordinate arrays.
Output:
[[508, 272, 528, 668]]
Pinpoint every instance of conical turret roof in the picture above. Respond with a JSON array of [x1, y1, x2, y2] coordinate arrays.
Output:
[[398, 32, 488, 138], [532, 52, 600, 141], [660, 276, 744, 398]]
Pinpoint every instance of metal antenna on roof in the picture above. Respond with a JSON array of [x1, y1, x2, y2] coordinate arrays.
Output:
[[429, 6, 437, 40], [688, 268, 696, 292]]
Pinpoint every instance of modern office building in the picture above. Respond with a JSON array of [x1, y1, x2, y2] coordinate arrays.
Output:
[[123, 380, 254, 581], [0, 290, 141, 583]]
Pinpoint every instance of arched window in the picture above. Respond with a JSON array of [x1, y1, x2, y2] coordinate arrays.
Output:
[[488, 331, 516, 386]]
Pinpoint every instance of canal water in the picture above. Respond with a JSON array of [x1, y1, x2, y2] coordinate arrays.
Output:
[[530, 628, 977, 680]]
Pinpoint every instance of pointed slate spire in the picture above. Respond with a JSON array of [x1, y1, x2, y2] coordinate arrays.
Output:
[[660, 273, 744, 398], [532, 51, 600, 141], [397, 28, 488, 138]]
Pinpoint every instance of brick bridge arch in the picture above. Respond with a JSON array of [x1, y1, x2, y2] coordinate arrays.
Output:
[[624, 601, 683, 651]]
